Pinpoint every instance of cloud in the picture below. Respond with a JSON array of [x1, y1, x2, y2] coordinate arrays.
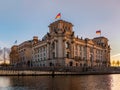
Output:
[[0, 41, 8, 48], [0, 41, 10, 60], [111, 53, 120, 58]]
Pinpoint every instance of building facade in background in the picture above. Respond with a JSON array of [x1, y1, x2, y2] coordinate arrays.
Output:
[[10, 45, 19, 65], [10, 37, 38, 67], [10, 20, 111, 67]]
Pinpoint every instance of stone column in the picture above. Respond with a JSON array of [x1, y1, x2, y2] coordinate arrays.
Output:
[[47, 42, 50, 60], [71, 42, 74, 59], [63, 40, 66, 58], [93, 47, 96, 66], [55, 40, 57, 58], [58, 37, 64, 58]]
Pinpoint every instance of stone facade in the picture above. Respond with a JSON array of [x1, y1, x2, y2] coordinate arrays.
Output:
[[32, 20, 110, 67], [10, 45, 19, 65], [10, 20, 110, 67], [10, 36, 38, 67]]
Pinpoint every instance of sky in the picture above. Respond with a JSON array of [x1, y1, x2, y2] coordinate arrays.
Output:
[[0, 0, 120, 61]]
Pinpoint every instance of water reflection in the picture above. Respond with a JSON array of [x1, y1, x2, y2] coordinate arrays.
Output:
[[0, 75, 119, 90], [0, 77, 11, 88], [110, 74, 120, 90]]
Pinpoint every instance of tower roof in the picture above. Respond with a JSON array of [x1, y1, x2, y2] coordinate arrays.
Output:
[[93, 36, 108, 41], [49, 19, 73, 27]]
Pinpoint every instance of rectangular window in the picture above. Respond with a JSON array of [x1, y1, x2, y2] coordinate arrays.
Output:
[[66, 52, 69, 58], [53, 52, 55, 58]]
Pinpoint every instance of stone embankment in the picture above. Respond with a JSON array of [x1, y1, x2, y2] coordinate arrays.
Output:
[[0, 67, 120, 76]]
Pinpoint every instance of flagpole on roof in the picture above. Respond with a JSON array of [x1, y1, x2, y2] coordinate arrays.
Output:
[[14, 40, 17, 45], [100, 30, 101, 37], [60, 13, 61, 20]]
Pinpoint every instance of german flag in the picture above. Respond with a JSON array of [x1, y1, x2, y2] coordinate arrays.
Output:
[[96, 30, 101, 35], [55, 13, 61, 19]]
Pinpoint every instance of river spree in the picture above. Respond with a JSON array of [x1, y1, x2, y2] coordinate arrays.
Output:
[[0, 74, 120, 90]]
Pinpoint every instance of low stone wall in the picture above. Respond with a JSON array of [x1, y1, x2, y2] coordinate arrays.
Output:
[[0, 70, 120, 76], [0, 70, 52, 76], [0, 67, 120, 76]]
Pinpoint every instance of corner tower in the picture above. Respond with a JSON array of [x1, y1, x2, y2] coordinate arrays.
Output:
[[44, 20, 75, 66]]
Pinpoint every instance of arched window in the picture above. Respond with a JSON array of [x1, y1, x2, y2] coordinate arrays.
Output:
[[69, 61, 73, 66]]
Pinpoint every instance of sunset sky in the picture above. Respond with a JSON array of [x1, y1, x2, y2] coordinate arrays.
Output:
[[0, 0, 120, 61]]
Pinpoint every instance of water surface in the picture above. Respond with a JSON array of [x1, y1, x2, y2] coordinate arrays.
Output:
[[0, 74, 120, 90]]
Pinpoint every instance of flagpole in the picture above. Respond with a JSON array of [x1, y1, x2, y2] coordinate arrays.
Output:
[[100, 30, 101, 37], [3, 47, 5, 65]]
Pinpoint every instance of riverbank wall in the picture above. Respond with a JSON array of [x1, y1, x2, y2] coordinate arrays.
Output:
[[0, 70, 120, 76], [0, 67, 120, 76]]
